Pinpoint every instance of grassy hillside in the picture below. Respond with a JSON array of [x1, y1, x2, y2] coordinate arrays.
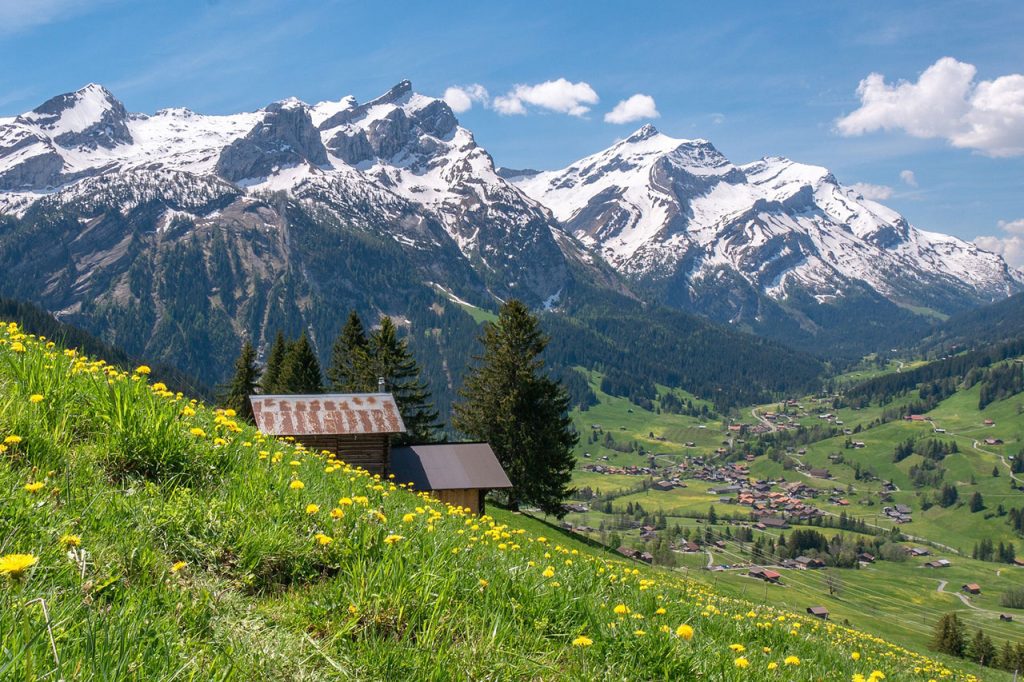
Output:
[[0, 320, 983, 680]]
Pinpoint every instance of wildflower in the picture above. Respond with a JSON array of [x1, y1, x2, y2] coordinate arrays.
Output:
[[213, 437, 227, 446], [289, 460, 302, 467], [851, 652, 861, 661], [542, 566, 555, 578], [655, 607, 666, 615], [868, 672, 885, 681], [767, 662, 778, 670], [734, 657, 749, 669], [353, 495, 369, 505], [189, 428, 206, 437], [571, 635, 593, 647], [314, 533, 333, 545], [675, 624, 694, 641], [4, 435, 22, 445], [171, 561, 187, 573], [633, 629, 645, 636], [0, 553, 38, 577], [784, 655, 800, 666], [306, 503, 320, 515], [24, 481, 45, 494], [402, 513, 416, 523], [134, 365, 151, 375], [338, 497, 353, 506], [613, 604, 630, 615], [28, 394, 44, 403], [330, 508, 345, 519], [59, 534, 81, 548], [182, 406, 196, 416], [11, 341, 26, 352], [478, 578, 489, 588], [729, 644, 746, 653], [289, 480, 305, 490], [347, 604, 358, 616], [383, 534, 404, 545]]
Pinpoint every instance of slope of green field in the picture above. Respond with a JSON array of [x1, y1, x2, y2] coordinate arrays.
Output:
[[0, 321, 982, 681]]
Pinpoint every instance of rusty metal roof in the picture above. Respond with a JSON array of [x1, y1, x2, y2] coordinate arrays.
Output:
[[249, 393, 406, 436], [389, 443, 513, 491]]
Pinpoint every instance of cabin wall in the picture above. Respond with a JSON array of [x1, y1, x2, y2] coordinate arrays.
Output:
[[292, 434, 390, 475], [432, 488, 486, 515]]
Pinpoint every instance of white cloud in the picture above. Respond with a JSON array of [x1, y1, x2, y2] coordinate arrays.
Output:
[[492, 78, 598, 117], [604, 94, 660, 124], [899, 169, 917, 187], [975, 220, 1024, 269], [443, 84, 488, 113], [836, 57, 1024, 157], [710, 112, 725, 125], [848, 182, 894, 201]]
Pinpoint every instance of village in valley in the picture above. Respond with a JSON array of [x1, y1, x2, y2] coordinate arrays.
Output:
[[532, 367, 1024, 655]]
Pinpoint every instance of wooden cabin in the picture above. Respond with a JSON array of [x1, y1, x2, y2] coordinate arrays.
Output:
[[389, 443, 513, 515], [250, 393, 406, 475], [806, 606, 829, 620]]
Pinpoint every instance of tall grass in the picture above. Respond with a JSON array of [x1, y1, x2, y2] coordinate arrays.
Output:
[[0, 321, 988, 681]]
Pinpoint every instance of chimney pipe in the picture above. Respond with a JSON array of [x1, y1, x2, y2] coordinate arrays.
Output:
[[378, 376, 385, 392]]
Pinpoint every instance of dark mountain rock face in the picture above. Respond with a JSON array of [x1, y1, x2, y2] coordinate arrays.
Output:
[[216, 102, 329, 182]]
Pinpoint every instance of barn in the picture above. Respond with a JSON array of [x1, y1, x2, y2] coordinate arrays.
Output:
[[389, 442, 513, 515], [249, 393, 405, 475]]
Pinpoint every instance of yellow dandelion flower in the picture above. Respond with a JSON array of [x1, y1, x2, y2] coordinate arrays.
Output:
[[11, 341, 26, 352], [170, 561, 187, 573], [613, 604, 630, 615], [734, 657, 749, 669], [402, 513, 416, 523], [338, 497, 353, 506], [784, 655, 800, 666], [675, 624, 694, 641], [182, 406, 196, 416], [189, 427, 206, 437], [314, 533, 333, 545], [330, 507, 345, 519], [134, 365, 151, 375], [542, 566, 555, 578], [767, 661, 778, 670], [4, 435, 22, 445], [478, 578, 489, 588], [28, 394, 43, 403], [729, 644, 746, 653], [306, 503, 320, 515], [655, 607, 666, 615], [59, 534, 81, 548], [0, 553, 38, 577], [24, 481, 45, 493], [571, 635, 593, 647], [383, 534, 404, 545], [289, 480, 305, 490], [851, 652, 861, 661]]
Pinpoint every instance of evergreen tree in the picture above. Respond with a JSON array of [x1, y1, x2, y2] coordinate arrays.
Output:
[[367, 316, 441, 444], [931, 613, 966, 658], [452, 299, 577, 516], [968, 629, 996, 666], [279, 333, 323, 393], [220, 340, 260, 421], [970, 491, 985, 513], [261, 331, 288, 393], [327, 310, 371, 392]]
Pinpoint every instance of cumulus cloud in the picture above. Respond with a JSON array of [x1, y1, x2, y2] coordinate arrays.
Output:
[[604, 94, 660, 124], [836, 57, 1024, 157], [492, 78, 598, 117], [849, 182, 894, 201], [443, 84, 489, 113], [899, 169, 918, 187], [975, 220, 1024, 269]]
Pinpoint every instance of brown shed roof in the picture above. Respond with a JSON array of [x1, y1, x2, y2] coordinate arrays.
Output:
[[249, 393, 406, 436], [389, 443, 513, 491]]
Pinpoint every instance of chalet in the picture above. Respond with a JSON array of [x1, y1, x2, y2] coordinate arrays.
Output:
[[749, 567, 781, 583], [806, 606, 829, 620], [808, 468, 831, 479], [857, 552, 876, 564], [617, 546, 640, 560], [250, 393, 405, 475], [961, 583, 981, 595], [653, 480, 675, 492], [1000, 614, 1014, 622], [895, 504, 912, 515], [907, 547, 931, 557], [758, 517, 790, 529], [794, 556, 825, 569], [638, 552, 654, 564], [924, 559, 951, 569], [984, 419, 995, 426], [984, 438, 1004, 446], [680, 541, 701, 553], [1014, 558, 1024, 567]]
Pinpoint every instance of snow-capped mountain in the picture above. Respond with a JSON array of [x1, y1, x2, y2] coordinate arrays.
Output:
[[511, 124, 1022, 319], [0, 82, 1020, 377]]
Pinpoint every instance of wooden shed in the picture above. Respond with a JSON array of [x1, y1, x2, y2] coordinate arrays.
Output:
[[389, 442, 512, 515], [250, 393, 406, 475], [806, 606, 829, 620]]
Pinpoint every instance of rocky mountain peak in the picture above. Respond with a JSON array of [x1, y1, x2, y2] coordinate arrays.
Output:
[[17, 83, 132, 149], [626, 123, 659, 142]]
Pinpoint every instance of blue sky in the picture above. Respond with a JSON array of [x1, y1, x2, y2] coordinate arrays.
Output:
[[2, 0, 1022, 258]]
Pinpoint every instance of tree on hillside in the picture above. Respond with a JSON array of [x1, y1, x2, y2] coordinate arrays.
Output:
[[327, 310, 371, 392], [220, 340, 261, 421], [970, 491, 985, 512], [452, 299, 577, 517], [931, 612, 966, 658], [367, 316, 441, 444], [279, 333, 323, 393], [261, 331, 288, 393], [968, 629, 996, 666]]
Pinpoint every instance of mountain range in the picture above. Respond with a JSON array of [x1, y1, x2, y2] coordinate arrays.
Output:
[[0, 81, 1019, 406]]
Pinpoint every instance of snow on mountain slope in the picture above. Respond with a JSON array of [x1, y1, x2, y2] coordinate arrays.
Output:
[[511, 125, 1023, 308]]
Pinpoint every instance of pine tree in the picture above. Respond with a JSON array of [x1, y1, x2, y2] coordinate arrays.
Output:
[[970, 491, 985, 512], [968, 629, 996, 666], [452, 299, 577, 517], [327, 310, 371, 392], [931, 612, 966, 657], [279, 333, 323, 393], [220, 340, 260, 421], [367, 316, 441, 444], [261, 331, 288, 393]]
